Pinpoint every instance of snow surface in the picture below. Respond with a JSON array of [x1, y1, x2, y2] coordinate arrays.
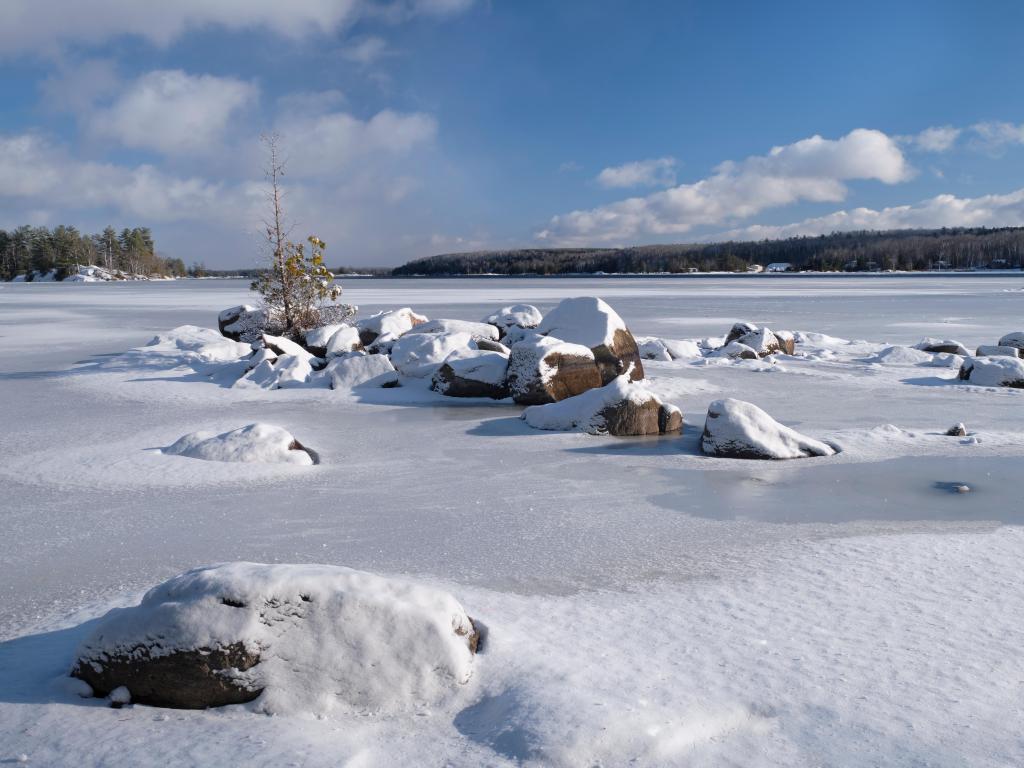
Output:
[[74, 562, 477, 714], [2, 275, 1024, 767], [405, 318, 500, 341], [389, 331, 476, 377], [163, 424, 314, 466]]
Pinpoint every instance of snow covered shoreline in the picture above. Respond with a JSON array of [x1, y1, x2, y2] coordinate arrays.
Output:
[[0, 276, 1022, 766]]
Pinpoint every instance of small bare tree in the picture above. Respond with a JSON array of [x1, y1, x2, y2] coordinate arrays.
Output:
[[251, 133, 354, 336]]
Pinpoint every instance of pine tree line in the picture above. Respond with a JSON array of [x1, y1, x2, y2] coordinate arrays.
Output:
[[0, 225, 187, 281]]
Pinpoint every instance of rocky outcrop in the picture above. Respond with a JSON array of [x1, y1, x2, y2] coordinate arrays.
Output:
[[506, 335, 603, 405], [537, 297, 644, 384], [701, 399, 835, 459], [724, 324, 795, 357]]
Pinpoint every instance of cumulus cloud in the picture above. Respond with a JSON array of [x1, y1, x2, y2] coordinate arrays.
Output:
[[276, 109, 437, 176], [87, 70, 257, 155], [540, 129, 912, 244], [596, 157, 676, 189], [0, 133, 240, 221], [0, 0, 474, 56], [714, 189, 1024, 241], [341, 36, 392, 65]]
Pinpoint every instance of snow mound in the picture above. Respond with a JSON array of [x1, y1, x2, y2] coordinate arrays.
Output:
[[866, 345, 934, 365], [326, 353, 398, 390], [482, 304, 543, 333], [163, 424, 316, 465], [522, 374, 681, 435], [405, 318, 499, 341], [389, 332, 475, 378], [710, 341, 759, 360], [144, 325, 252, 363], [701, 398, 836, 459], [958, 357, 1024, 388], [71, 562, 478, 713], [303, 323, 350, 355], [324, 326, 363, 358]]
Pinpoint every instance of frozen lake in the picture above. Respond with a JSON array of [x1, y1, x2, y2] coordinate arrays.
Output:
[[0, 274, 1022, 766]]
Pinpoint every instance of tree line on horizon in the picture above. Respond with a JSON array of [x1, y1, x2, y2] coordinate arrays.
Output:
[[0, 225, 189, 281], [392, 227, 1024, 276]]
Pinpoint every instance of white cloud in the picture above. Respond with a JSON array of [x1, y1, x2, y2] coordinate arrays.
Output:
[[88, 70, 257, 155], [540, 129, 912, 244], [341, 36, 391, 65], [0, 0, 474, 56], [969, 121, 1024, 153], [277, 109, 437, 176], [714, 189, 1024, 241], [902, 125, 961, 153], [596, 157, 676, 189], [39, 58, 121, 113]]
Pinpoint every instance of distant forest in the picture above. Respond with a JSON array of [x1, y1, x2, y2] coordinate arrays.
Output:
[[393, 227, 1024, 276], [0, 225, 188, 281]]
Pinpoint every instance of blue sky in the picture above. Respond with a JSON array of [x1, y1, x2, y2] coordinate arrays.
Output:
[[2, 0, 1024, 267]]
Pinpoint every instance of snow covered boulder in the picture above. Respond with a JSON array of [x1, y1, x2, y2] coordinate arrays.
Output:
[[475, 338, 511, 354], [722, 325, 794, 357], [957, 357, 1024, 388], [975, 345, 1022, 358], [432, 349, 510, 399], [303, 323, 359, 357], [701, 399, 836, 460], [866, 345, 934, 365], [389, 332, 475, 378], [324, 326, 363, 358], [711, 341, 759, 360], [506, 334, 603, 405], [260, 333, 315, 362], [724, 321, 759, 345], [482, 304, 543, 336], [325, 353, 398, 390], [163, 424, 317, 465], [357, 308, 428, 351], [996, 332, 1024, 356], [522, 375, 681, 436], [71, 563, 480, 712], [405, 319, 500, 342], [636, 337, 703, 361], [537, 297, 644, 384], [914, 338, 970, 356], [218, 305, 268, 343]]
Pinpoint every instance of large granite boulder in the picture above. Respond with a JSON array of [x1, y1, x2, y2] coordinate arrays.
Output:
[[522, 375, 682, 436], [71, 563, 479, 712], [958, 357, 1024, 388], [997, 332, 1024, 356], [506, 335, 603, 405], [537, 297, 644, 384], [701, 399, 836, 459], [432, 350, 510, 399]]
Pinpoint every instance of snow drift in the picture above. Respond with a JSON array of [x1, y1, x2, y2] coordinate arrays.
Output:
[[163, 424, 317, 465], [701, 399, 836, 459], [71, 562, 479, 713]]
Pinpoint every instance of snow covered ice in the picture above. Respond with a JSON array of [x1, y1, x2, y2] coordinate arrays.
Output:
[[1, 275, 1024, 767]]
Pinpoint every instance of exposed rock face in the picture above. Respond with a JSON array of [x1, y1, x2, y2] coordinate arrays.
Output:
[[73, 643, 262, 710], [958, 357, 1024, 388], [521, 375, 682, 436], [537, 297, 644, 384], [482, 304, 543, 336], [506, 335, 603, 405], [218, 305, 267, 343], [432, 350, 510, 399], [70, 563, 480, 713], [914, 338, 970, 356], [701, 398, 836, 459]]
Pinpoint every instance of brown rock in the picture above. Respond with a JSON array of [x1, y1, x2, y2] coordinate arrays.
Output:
[[591, 327, 645, 384], [72, 642, 261, 710], [507, 337, 603, 405], [659, 404, 683, 434]]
